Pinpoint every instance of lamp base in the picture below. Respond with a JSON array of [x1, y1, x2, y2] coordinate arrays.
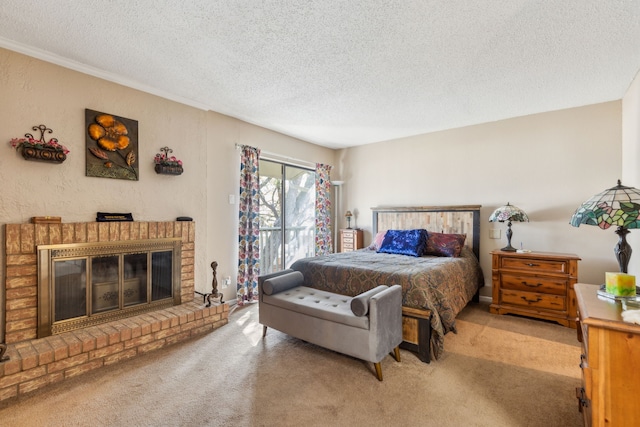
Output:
[[501, 221, 516, 251], [614, 226, 632, 273]]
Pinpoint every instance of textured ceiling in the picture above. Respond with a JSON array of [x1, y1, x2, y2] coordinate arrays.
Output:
[[1, 1, 640, 149]]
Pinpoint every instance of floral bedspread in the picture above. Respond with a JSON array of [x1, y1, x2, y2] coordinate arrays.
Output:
[[290, 246, 484, 360]]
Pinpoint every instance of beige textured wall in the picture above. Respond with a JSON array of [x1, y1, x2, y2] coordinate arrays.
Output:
[[622, 70, 640, 278], [335, 102, 622, 296], [0, 48, 335, 315]]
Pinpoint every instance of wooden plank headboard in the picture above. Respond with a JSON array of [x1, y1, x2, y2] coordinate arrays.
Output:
[[372, 205, 481, 259]]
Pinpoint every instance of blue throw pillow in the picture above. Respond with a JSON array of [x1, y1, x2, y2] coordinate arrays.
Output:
[[377, 229, 428, 257]]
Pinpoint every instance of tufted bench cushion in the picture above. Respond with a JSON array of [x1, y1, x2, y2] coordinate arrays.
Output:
[[262, 286, 369, 330]]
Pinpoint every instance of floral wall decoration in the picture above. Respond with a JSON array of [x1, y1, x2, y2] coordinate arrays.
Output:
[[154, 146, 183, 175], [85, 109, 139, 181], [9, 124, 70, 163]]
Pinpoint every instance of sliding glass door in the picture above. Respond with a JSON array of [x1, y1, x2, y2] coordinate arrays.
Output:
[[259, 160, 315, 274]]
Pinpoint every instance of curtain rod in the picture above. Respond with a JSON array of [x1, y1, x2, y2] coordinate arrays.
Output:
[[235, 143, 316, 169]]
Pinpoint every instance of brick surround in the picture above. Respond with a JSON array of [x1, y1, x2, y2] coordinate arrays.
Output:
[[1, 221, 229, 402]]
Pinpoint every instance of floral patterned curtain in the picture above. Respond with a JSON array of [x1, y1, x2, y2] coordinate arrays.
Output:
[[315, 163, 333, 255], [237, 145, 260, 305]]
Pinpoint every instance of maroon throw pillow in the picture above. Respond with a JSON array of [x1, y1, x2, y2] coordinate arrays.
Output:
[[424, 233, 466, 257]]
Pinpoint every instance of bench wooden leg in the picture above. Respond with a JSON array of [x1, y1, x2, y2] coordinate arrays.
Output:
[[393, 346, 401, 362], [374, 362, 383, 381], [262, 325, 267, 337]]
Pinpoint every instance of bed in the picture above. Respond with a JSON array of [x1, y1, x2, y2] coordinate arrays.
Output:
[[290, 205, 483, 362]]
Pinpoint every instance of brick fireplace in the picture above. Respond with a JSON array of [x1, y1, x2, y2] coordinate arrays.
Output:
[[1, 221, 228, 402]]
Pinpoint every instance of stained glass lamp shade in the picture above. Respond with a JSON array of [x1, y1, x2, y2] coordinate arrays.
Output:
[[489, 203, 529, 252], [570, 180, 640, 273]]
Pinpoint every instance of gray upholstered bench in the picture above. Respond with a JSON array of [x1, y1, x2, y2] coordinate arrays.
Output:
[[258, 269, 402, 380]]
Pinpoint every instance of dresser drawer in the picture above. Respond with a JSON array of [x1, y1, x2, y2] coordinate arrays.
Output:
[[341, 231, 357, 238], [501, 273, 567, 295], [500, 257, 568, 274], [343, 237, 354, 244], [500, 289, 566, 311]]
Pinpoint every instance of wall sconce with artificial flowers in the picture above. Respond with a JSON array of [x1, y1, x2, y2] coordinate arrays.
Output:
[[9, 124, 70, 163], [154, 146, 183, 175]]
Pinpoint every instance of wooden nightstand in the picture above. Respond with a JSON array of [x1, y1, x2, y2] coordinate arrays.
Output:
[[490, 250, 580, 327], [340, 229, 363, 252]]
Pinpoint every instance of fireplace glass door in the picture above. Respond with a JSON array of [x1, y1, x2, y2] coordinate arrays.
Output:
[[92, 255, 120, 313], [124, 252, 148, 306], [91, 253, 149, 314], [54, 258, 87, 322], [151, 251, 172, 301], [41, 238, 182, 337]]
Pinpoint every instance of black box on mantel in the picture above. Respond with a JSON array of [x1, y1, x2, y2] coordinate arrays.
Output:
[[96, 212, 134, 222]]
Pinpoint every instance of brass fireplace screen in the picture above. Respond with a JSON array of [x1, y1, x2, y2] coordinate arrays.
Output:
[[37, 238, 182, 337]]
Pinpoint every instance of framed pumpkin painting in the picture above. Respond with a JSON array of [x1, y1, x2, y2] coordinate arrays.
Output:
[[85, 109, 139, 181]]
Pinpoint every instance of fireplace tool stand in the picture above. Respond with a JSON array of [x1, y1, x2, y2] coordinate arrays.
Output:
[[195, 261, 224, 307]]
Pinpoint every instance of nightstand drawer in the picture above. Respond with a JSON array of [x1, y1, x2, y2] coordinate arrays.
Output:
[[501, 289, 566, 311], [501, 273, 567, 295], [343, 237, 354, 244], [500, 257, 569, 274]]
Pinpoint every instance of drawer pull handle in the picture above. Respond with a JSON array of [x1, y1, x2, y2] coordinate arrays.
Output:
[[525, 263, 539, 267], [575, 387, 589, 409], [521, 281, 542, 288], [579, 394, 589, 408], [521, 296, 542, 303]]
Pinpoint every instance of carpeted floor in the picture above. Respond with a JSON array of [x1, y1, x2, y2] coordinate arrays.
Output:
[[0, 301, 583, 426]]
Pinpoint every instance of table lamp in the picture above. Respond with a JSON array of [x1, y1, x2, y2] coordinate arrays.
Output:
[[345, 210, 353, 229], [570, 180, 640, 273], [489, 203, 530, 252]]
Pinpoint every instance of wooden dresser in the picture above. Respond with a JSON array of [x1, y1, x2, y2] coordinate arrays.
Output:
[[339, 229, 363, 252], [575, 283, 640, 427], [490, 250, 580, 327]]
